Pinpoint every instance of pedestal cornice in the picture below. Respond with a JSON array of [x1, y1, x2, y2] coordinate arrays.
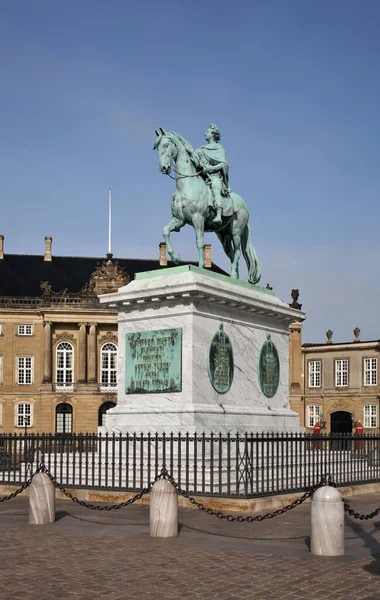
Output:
[[99, 265, 306, 325]]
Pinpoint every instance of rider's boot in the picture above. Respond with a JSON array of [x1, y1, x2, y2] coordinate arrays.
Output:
[[212, 207, 222, 224]]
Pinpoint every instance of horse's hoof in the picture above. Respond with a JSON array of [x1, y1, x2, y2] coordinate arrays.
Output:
[[172, 254, 181, 265]]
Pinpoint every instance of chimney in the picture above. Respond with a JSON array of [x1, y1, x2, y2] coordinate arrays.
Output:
[[159, 242, 167, 266], [353, 327, 360, 343], [204, 243, 212, 268], [0, 235, 3, 260], [44, 236, 52, 262]]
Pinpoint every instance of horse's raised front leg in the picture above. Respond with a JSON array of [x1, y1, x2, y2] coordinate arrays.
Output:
[[163, 217, 184, 265], [192, 214, 205, 269]]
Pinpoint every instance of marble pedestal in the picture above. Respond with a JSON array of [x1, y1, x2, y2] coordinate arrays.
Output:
[[99, 265, 305, 434]]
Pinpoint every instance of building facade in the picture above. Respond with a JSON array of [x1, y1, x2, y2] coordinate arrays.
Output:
[[0, 236, 220, 433], [2, 234, 377, 435], [289, 322, 380, 434]]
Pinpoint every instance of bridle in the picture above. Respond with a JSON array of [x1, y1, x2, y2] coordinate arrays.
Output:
[[158, 134, 203, 180]]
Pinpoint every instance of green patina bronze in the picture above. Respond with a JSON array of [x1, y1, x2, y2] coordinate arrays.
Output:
[[258, 334, 280, 398], [125, 328, 182, 394], [153, 125, 261, 285], [208, 324, 234, 394], [135, 265, 275, 295]]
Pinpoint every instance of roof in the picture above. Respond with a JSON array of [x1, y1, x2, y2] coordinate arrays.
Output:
[[0, 254, 228, 297], [303, 340, 380, 348]]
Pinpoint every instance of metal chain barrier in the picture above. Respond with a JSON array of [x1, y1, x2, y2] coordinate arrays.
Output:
[[327, 477, 380, 521], [4, 465, 380, 522], [39, 464, 154, 511], [0, 478, 34, 503], [34, 465, 329, 518], [343, 501, 380, 521], [159, 468, 329, 522], [0, 466, 42, 503], [0, 464, 154, 511]]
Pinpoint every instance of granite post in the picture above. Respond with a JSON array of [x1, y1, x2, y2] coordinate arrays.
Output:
[[150, 479, 178, 537], [29, 472, 55, 525], [311, 486, 344, 556]]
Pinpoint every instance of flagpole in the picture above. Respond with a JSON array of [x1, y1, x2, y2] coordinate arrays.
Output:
[[108, 189, 112, 255]]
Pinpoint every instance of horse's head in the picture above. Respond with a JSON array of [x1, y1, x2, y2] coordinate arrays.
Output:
[[153, 128, 178, 175]]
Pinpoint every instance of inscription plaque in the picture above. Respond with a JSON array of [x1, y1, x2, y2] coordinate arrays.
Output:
[[258, 333, 280, 398], [208, 324, 234, 394], [126, 328, 182, 393]]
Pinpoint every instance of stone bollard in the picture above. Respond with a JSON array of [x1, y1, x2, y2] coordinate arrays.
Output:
[[150, 479, 178, 537], [311, 485, 344, 556], [29, 472, 55, 525]]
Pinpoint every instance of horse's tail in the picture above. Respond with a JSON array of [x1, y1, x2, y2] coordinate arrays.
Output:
[[241, 221, 261, 284]]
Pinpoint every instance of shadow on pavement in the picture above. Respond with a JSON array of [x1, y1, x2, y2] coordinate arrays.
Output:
[[348, 517, 380, 576], [61, 512, 149, 527], [179, 521, 310, 544], [56, 510, 70, 521], [363, 556, 380, 577]]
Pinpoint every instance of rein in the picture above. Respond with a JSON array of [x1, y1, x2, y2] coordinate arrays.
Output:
[[166, 166, 203, 181]]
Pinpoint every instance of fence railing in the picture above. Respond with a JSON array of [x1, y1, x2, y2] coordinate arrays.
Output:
[[0, 432, 379, 498]]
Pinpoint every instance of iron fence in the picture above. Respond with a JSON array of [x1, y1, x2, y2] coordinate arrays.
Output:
[[0, 432, 379, 498]]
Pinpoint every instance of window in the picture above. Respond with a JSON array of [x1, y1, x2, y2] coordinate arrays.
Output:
[[364, 404, 378, 428], [308, 361, 321, 387], [0, 324, 3, 335], [100, 343, 117, 392], [17, 356, 33, 384], [16, 403, 33, 427], [56, 403, 73, 434], [56, 342, 74, 391], [17, 324, 33, 336], [0, 356, 2, 385], [308, 405, 321, 428], [335, 359, 348, 387], [364, 358, 377, 386], [98, 401, 116, 426]]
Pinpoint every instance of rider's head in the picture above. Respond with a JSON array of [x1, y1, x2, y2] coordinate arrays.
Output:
[[205, 124, 221, 142]]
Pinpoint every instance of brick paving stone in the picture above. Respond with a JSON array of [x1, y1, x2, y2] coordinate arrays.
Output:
[[0, 495, 379, 599]]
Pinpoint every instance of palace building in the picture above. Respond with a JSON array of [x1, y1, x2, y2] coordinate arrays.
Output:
[[2, 234, 377, 436], [0, 235, 223, 433], [289, 320, 380, 434]]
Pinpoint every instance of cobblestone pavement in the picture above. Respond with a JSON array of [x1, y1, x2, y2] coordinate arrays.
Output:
[[0, 493, 380, 600]]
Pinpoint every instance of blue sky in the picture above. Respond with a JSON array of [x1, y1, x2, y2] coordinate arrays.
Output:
[[0, 0, 379, 342]]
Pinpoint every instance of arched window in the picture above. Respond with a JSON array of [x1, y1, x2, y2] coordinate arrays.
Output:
[[56, 342, 74, 391], [98, 401, 116, 427], [56, 403, 73, 434], [100, 343, 117, 392], [364, 404, 378, 428]]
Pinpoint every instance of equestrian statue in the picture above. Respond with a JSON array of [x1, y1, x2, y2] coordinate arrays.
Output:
[[154, 125, 261, 284]]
